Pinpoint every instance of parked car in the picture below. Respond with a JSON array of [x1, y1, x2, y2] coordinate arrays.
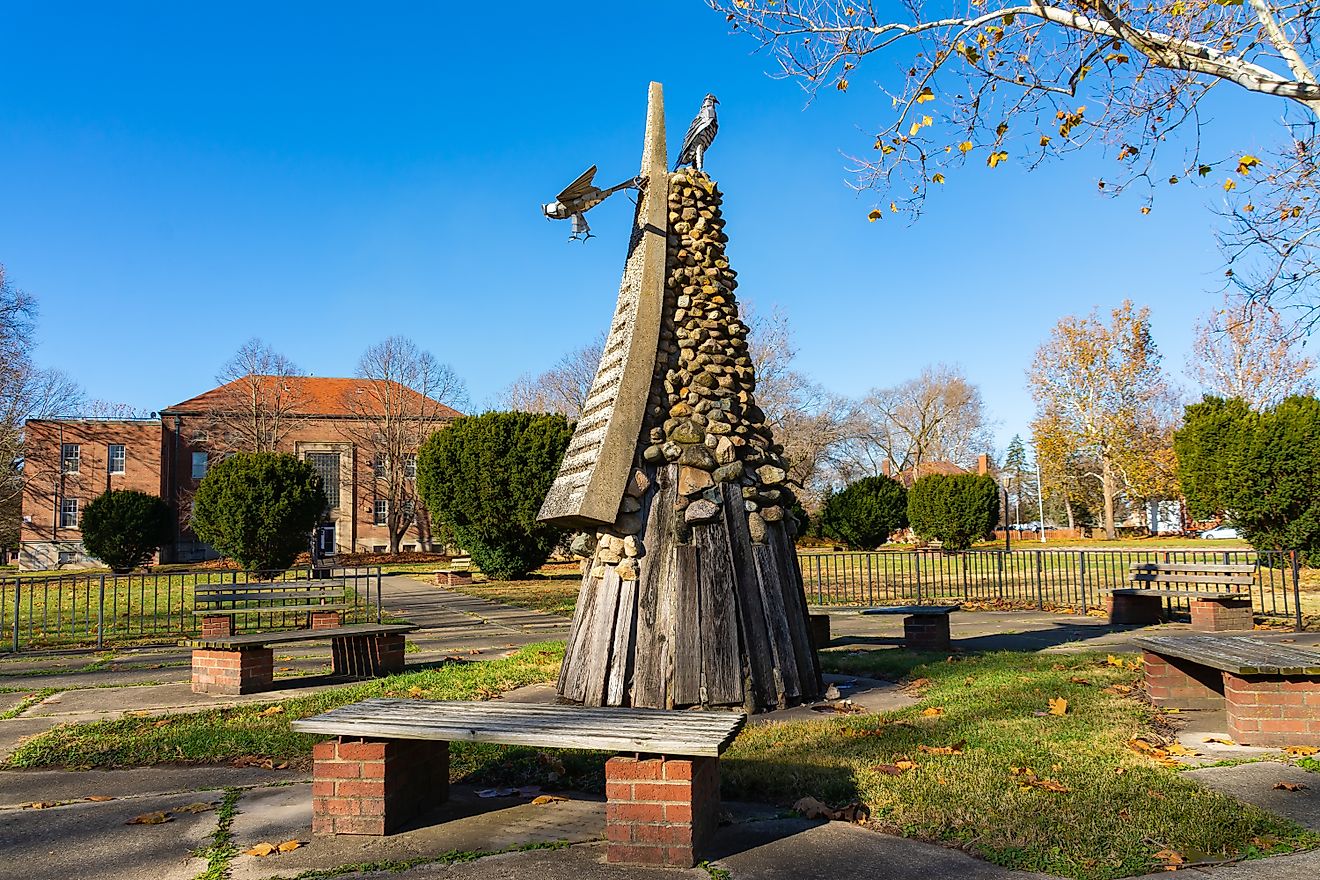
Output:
[[1200, 525, 1240, 539]]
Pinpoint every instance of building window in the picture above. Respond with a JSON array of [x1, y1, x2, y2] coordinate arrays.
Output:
[[191, 451, 208, 480], [305, 452, 341, 509], [372, 545, 386, 553], [402, 499, 415, 524], [61, 443, 81, 474], [403, 453, 417, 479], [373, 499, 388, 526], [373, 452, 385, 479], [107, 444, 126, 475], [59, 497, 79, 528]]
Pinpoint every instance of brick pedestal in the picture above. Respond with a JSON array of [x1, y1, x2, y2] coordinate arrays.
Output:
[[1107, 592, 1163, 625], [312, 737, 449, 835], [200, 615, 233, 639], [191, 647, 273, 695], [903, 614, 951, 651], [332, 634, 406, 677], [311, 610, 343, 630], [1142, 650, 1225, 710], [1189, 597, 1253, 632], [809, 613, 831, 649], [434, 570, 473, 587], [605, 755, 719, 868], [1224, 673, 1320, 747]]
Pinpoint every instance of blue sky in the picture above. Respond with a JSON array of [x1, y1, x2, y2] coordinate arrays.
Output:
[[1, 2, 1309, 451]]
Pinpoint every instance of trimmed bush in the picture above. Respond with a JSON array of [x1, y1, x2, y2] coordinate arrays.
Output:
[[191, 452, 327, 572], [907, 473, 1000, 551], [80, 489, 172, 573], [1174, 396, 1252, 521], [819, 476, 908, 549], [416, 411, 572, 580]]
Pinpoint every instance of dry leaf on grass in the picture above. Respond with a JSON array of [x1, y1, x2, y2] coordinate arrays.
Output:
[[1048, 697, 1069, 716], [126, 811, 172, 825], [793, 796, 869, 823], [920, 707, 945, 717], [1284, 745, 1318, 757], [257, 706, 284, 717], [1164, 743, 1199, 757], [917, 740, 966, 755], [1103, 684, 1133, 695], [1068, 677, 1091, 685], [1009, 767, 1071, 793], [1204, 736, 1236, 746], [531, 795, 568, 805], [407, 686, 426, 698], [1273, 782, 1309, 792], [906, 677, 932, 688], [1154, 849, 1185, 870]]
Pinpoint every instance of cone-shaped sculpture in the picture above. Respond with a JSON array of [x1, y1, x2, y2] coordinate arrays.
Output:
[[539, 83, 823, 712]]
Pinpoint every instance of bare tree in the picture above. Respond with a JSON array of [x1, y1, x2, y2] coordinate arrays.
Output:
[[1187, 293, 1317, 409], [500, 334, 605, 420], [204, 338, 308, 453], [82, 400, 154, 420], [847, 364, 994, 479], [342, 336, 468, 553], [711, 1, 1320, 328]]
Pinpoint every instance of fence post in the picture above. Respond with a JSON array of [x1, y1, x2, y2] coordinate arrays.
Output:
[[914, 553, 922, 605], [996, 552, 1004, 601], [11, 580, 19, 653], [1293, 551, 1303, 633], [97, 574, 106, 649], [376, 567, 383, 624], [1035, 550, 1044, 610]]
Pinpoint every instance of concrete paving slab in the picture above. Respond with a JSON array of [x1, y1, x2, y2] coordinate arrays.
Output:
[[228, 786, 605, 880], [0, 766, 307, 808], [0, 692, 30, 715], [1185, 763, 1320, 831], [0, 790, 217, 880], [0, 715, 64, 762], [342, 843, 702, 879], [1119, 849, 1320, 880]]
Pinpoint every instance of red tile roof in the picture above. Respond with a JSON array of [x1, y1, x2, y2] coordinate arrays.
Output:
[[162, 376, 464, 419]]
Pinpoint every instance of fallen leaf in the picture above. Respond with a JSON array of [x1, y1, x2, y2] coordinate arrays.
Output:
[[257, 706, 284, 717], [1154, 849, 1185, 869], [1106, 655, 1124, 668], [174, 802, 217, 814], [907, 677, 932, 688], [920, 707, 945, 717], [918, 740, 966, 755], [794, 796, 833, 819], [245, 843, 276, 857], [1204, 736, 1237, 746], [1284, 745, 1318, 757], [1103, 684, 1133, 695], [26, 801, 58, 809], [277, 839, 304, 853], [1164, 743, 1199, 757], [407, 686, 425, 698], [1273, 781, 1308, 792], [873, 764, 906, 776], [1048, 697, 1069, 716], [531, 795, 568, 805], [1036, 778, 1071, 793], [85, 796, 114, 802], [126, 811, 172, 825], [1068, 677, 1091, 685]]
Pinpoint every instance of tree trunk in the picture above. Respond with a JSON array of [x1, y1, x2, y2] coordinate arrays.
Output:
[[1064, 497, 1076, 531], [1101, 456, 1117, 540]]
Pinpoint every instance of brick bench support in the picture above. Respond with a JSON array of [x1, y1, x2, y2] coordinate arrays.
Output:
[[605, 755, 720, 868], [1189, 597, 1253, 632], [332, 634, 406, 678], [311, 610, 343, 630], [904, 614, 950, 651], [1224, 673, 1320, 747], [1106, 592, 1163, 625], [200, 615, 233, 639], [190, 647, 273, 695], [312, 737, 449, 835], [1142, 650, 1225, 710]]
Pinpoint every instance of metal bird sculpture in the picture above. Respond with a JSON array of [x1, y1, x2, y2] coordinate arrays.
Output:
[[675, 94, 719, 172], [542, 166, 643, 241]]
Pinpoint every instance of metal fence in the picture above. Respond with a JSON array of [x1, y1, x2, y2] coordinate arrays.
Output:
[[0, 566, 382, 652], [799, 548, 1305, 627]]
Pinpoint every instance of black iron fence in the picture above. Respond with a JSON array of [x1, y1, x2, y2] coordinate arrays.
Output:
[[0, 566, 382, 652], [799, 548, 1306, 627]]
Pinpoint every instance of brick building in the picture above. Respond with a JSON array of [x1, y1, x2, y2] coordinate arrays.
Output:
[[19, 376, 460, 570]]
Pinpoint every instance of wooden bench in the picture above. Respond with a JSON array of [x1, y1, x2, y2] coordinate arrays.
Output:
[[1134, 634, 1320, 747], [292, 699, 745, 868], [860, 605, 960, 651], [186, 623, 417, 695], [194, 578, 353, 638], [1106, 563, 1255, 630]]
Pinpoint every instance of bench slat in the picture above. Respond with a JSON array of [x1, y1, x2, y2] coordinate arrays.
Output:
[[1134, 635, 1320, 675], [195, 580, 345, 592], [291, 698, 746, 756], [1107, 589, 1251, 599], [197, 591, 346, 602], [1131, 573, 1255, 586], [1128, 563, 1255, 574], [187, 623, 416, 649], [193, 604, 349, 616]]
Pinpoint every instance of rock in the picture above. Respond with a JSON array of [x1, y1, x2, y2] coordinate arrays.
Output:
[[713, 461, 743, 483], [671, 420, 704, 444], [757, 464, 787, 485], [591, 565, 607, 579], [678, 466, 715, 496], [616, 558, 639, 581], [714, 435, 736, 464], [684, 499, 720, 524], [678, 443, 717, 470], [643, 444, 665, 463], [615, 511, 644, 535], [745, 500, 759, 512], [625, 469, 650, 498], [707, 420, 731, 435], [662, 441, 683, 462], [623, 535, 642, 558], [748, 512, 767, 543], [761, 505, 784, 522], [598, 547, 621, 564], [569, 532, 596, 558], [669, 402, 693, 419]]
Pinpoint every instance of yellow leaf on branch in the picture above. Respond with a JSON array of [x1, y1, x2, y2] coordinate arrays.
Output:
[[1236, 154, 1260, 174], [932, 173, 945, 184], [916, 88, 935, 103], [867, 209, 883, 222], [987, 151, 1008, 168]]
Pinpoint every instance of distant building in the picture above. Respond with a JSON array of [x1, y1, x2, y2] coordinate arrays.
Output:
[[19, 376, 460, 570], [879, 454, 993, 487]]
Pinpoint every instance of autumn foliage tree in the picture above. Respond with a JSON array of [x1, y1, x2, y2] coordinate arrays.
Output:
[[711, 1, 1320, 329], [1187, 294, 1316, 409], [1029, 301, 1175, 538]]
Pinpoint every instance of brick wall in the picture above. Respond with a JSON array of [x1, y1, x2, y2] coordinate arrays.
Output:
[[190, 647, 273, 695], [1142, 650, 1225, 710], [605, 755, 719, 868], [312, 737, 449, 835], [1224, 673, 1320, 747], [1189, 597, 1253, 632], [903, 615, 950, 651]]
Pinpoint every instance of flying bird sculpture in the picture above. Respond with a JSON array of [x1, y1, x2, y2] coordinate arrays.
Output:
[[542, 166, 643, 241], [675, 94, 718, 172]]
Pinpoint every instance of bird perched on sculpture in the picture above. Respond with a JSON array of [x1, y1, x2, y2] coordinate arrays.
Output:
[[675, 94, 718, 172], [541, 166, 643, 241]]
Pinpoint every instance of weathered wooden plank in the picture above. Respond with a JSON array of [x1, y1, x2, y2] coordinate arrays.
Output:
[[1129, 563, 1255, 574], [1109, 589, 1251, 599], [1134, 635, 1320, 675], [695, 520, 744, 707], [582, 568, 623, 707], [186, 623, 416, 649], [673, 543, 702, 706], [631, 465, 677, 708], [772, 525, 822, 700], [1132, 573, 1255, 586], [192, 603, 349, 616], [721, 482, 779, 709], [860, 606, 960, 616], [606, 564, 640, 706], [557, 566, 600, 701], [751, 540, 800, 700], [293, 699, 746, 754]]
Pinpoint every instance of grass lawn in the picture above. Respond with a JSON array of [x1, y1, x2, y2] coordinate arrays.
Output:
[[407, 564, 582, 617], [6, 640, 1315, 879]]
